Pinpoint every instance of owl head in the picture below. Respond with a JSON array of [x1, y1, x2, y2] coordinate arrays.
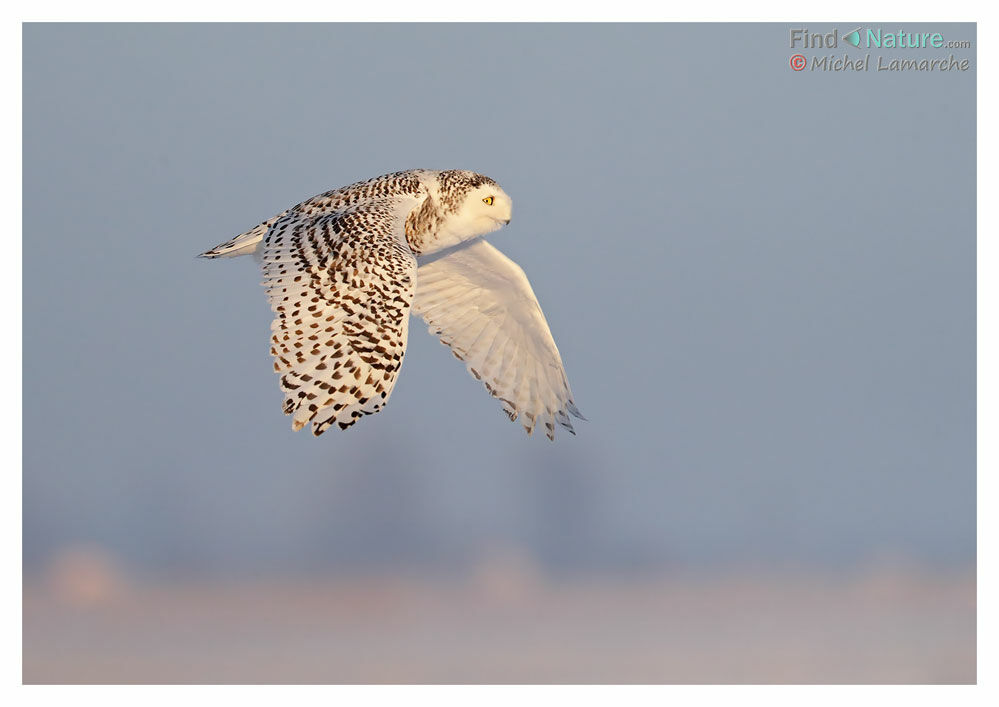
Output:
[[433, 170, 512, 247]]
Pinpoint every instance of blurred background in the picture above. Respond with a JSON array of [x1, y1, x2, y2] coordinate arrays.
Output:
[[22, 23, 976, 683]]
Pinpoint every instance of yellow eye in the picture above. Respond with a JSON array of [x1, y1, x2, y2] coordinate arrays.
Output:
[[482, 196, 494, 205]]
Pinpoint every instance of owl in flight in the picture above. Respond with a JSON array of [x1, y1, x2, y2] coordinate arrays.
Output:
[[200, 169, 583, 440]]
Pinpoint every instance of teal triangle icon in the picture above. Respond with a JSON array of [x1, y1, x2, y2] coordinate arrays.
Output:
[[843, 29, 861, 47]]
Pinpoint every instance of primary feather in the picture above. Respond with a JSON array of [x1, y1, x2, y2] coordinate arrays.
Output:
[[200, 169, 583, 439]]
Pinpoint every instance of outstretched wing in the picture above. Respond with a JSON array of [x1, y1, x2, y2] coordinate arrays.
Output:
[[413, 238, 583, 440], [261, 197, 419, 435]]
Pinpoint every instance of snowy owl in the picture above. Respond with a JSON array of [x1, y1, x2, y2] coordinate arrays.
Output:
[[199, 169, 583, 440]]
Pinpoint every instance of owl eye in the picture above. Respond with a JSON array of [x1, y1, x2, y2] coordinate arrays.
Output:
[[482, 196, 494, 205]]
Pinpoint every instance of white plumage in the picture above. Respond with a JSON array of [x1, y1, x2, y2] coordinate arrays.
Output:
[[200, 169, 582, 440]]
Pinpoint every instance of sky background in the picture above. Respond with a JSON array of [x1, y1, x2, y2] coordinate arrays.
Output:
[[23, 23, 976, 578]]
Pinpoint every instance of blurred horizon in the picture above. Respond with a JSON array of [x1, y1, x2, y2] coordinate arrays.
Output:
[[23, 547, 976, 683]]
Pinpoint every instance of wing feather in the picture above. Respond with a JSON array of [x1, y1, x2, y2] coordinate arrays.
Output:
[[412, 238, 582, 439], [260, 197, 419, 435]]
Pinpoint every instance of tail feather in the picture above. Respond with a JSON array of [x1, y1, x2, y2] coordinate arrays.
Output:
[[198, 212, 287, 258]]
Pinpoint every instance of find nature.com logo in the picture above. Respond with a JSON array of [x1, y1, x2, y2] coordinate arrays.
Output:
[[788, 26, 971, 73]]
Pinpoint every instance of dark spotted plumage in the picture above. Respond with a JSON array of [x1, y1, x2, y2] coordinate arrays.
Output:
[[262, 196, 418, 435], [200, 169, 584, 439]]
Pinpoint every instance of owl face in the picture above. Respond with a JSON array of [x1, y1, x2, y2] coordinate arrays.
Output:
[[411, 170, 512, 255], [432, 175, 512, 250], [460, 182, 513, 232]]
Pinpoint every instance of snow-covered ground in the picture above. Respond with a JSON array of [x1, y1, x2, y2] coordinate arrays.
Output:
[[23, 563, 974, 683]]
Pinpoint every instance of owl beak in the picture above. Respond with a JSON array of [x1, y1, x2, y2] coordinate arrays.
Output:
[[502, 218, 511, 225]]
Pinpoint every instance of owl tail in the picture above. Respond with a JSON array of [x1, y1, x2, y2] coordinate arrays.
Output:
[[198, 212, 287, 259]]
